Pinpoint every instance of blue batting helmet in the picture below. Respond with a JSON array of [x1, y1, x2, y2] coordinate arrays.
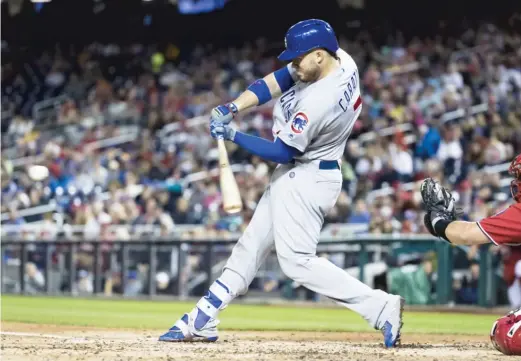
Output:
[[278, 19, 339, 61]]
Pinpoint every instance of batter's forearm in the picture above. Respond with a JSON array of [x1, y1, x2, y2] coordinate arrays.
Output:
[[444, 221, 490, 245], [233, 74, 280, 112], [232, 90, 260, 113]]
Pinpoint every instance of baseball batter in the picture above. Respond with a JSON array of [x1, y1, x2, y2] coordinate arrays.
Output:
[[159, 19, 404, 348]]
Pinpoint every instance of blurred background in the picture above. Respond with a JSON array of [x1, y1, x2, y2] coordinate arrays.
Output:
[[1, 0, 521, 309]]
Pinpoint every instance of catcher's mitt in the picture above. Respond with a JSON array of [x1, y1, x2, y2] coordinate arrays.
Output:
[[420, 179, 463, 239], [420, 178, 461, 218]]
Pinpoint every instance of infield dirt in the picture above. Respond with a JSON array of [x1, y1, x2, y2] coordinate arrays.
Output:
[[0, 322, 506, 361]]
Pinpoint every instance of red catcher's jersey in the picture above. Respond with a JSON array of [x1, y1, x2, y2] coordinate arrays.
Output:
[[477, 203, 521, 246]]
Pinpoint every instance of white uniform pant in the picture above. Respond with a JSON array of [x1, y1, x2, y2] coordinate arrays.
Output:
[[223, 160, 391, 329]]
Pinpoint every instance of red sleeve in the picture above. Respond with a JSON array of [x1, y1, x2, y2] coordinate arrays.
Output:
[[477, 204, 521, 246]]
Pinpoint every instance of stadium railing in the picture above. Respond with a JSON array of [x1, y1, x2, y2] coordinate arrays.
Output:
[[0, 222, 367, 241], [32, 95, 70, 128], [0, 235, 500, 307], [366, 161, 512, 202], [9, 125, 140, 169]]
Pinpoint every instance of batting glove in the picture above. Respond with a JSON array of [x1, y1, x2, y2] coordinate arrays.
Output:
[[211, 103, 238, 125], [210, 119, 236, 141]]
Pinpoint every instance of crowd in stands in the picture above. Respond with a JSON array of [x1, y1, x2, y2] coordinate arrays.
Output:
[[2, 21, 521, 243]]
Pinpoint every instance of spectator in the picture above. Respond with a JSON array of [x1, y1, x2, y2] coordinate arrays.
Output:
[[386, 252, 436, 305], [348, 199, 371, 224], [454, 260, 480, 305], [415, 122, 441, 160], [0, 20, 520, 242], [23, 262, 45, 294], [388, 132, 414, 182]]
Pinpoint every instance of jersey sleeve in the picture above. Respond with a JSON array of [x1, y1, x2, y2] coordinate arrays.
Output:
[[276, 101, 329, 152], [336, 48, 350, 64], [477, 204, 521, 245]]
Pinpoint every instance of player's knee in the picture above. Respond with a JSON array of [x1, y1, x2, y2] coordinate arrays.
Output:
[[277, 253, 310, 283]]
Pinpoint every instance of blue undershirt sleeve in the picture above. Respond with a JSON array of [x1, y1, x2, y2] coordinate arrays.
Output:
[[274, 66, 295, 93], [233, 131, 300, 164]]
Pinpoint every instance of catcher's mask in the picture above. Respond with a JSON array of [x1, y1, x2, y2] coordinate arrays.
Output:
[[509, 154, 521, 203]]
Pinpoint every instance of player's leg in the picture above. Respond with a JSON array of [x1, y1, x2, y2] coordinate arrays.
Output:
[[159, 188, 274, 342], [508, 261, 521, 308], [508, 280, 521, 308], [270, 163, 403, 347]]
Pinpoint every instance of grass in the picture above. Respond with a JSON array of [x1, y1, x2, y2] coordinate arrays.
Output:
[[1, 295, 498, 335]]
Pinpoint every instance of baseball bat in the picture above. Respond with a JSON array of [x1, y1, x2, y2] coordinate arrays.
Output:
[[217, 137, 243, 214]]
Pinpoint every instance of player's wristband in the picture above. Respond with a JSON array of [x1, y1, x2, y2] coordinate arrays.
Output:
[[247, 79, 271, 105], [433, 219, 452, 242], [227, 102, 238, 115]]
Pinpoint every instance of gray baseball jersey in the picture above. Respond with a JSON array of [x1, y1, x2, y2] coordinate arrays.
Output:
[[221, 48, 396, 333], [271, 49, 362, 161]]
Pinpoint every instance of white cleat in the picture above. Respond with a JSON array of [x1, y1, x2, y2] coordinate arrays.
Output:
[[158, 311, 220, 342], [380, 295, 405, 348]]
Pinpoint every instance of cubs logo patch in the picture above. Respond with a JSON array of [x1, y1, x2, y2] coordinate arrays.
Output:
[[290, 112, 308, 134]]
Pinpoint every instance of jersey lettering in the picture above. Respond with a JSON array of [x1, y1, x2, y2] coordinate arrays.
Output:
[[338, 70, 359, 112], [280, 89, 296, 122], [350, 71, 357, 90]]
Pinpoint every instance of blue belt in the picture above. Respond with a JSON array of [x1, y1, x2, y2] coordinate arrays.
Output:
[[318, 160, 340, 170], [289, 160, 339, 170]]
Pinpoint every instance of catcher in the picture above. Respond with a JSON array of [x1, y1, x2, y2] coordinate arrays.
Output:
[[421, 153, 521, 356], [421, 153, 521, 247]]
